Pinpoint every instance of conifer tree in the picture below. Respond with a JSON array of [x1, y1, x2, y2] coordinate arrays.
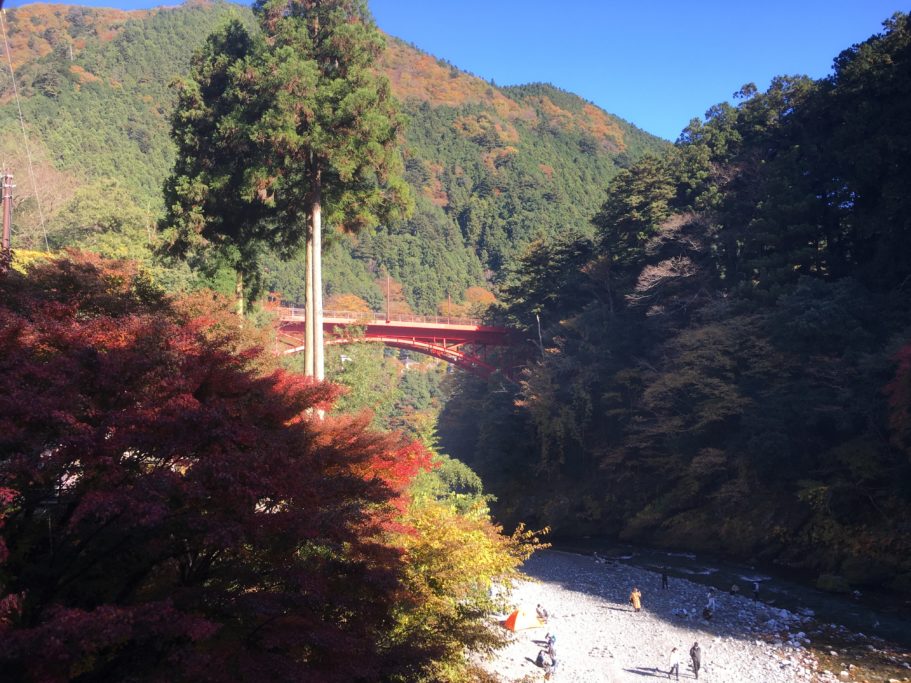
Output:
[[252, 0, 412, 378], [162, 0, 412, 379], [160, 20, 266, 317]]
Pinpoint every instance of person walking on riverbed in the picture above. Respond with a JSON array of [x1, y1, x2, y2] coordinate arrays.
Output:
[[667, 646, 680, 680], [629, 586, 642, 612], [690, 641, 702, 680]]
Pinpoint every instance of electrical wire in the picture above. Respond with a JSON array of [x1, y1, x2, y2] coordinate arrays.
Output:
[[0, 8, 50, 252]]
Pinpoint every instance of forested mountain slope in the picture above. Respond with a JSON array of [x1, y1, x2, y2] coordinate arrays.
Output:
[[0, 1, 665, 313], [440, 13, 911, 595]]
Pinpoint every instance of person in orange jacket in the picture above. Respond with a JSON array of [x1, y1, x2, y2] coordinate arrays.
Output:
[[629, 586, 642, 612]]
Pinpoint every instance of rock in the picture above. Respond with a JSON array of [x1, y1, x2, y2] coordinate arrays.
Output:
[[838, 671, 849, 679]]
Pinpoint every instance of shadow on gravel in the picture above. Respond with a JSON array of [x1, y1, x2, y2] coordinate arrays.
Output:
[[623, 666, 669, 678], [514, 550, 911, 682], [520, 550, 783, 647]]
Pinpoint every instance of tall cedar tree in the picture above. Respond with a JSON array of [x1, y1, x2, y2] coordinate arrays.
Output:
[[0, 253, 434, 682], [161, 0, 412, 380], [254, 0, 412, 379]]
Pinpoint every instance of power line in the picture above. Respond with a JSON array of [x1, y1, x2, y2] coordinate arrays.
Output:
[[0, 8, 50, 252]]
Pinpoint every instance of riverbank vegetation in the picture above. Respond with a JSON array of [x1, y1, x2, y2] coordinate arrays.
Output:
[[440, 13, 911, 595]]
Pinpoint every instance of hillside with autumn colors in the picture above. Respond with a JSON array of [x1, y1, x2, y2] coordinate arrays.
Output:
[[0, 0, 665, 316]]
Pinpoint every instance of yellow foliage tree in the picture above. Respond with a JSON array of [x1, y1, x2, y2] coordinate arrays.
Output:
[[389, 496, 545, 682], [436, 298, 466, 317], [436, 287, 496, 319], [325, 292, 372, 313], [465, 286, 496, 317]]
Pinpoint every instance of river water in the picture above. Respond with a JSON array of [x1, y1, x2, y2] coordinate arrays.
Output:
[[554, 538, 911, 648]]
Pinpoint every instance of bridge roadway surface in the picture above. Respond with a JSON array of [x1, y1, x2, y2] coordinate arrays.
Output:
[[276, 307, 516, 377]]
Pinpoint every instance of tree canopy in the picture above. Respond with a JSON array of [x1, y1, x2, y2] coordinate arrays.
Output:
[[440, 12, 911, 593]]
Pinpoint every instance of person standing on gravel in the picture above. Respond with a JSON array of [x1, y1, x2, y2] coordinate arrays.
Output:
[[752, 581, 760, 601], [661, 567, 669, 590], [546, 643, 558, 679], [704, 588, 717, 618], [667, 646, 681, 680], [629, 586, 642, 612], [689, 641, 702, 680]]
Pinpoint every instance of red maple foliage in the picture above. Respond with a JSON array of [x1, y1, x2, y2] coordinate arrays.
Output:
[[0, 253, 433, 681]]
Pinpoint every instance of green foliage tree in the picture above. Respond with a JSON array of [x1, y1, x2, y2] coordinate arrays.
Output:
[[440, 13, 911, 592], [248, 0, 412, 377], [160, 19, 268, 316]]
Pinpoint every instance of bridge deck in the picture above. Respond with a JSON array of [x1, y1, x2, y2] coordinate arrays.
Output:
[[278, 308, 513, 346], [276, 307, 516, 378]]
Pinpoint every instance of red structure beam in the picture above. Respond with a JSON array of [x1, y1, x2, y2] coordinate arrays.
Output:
[[277, 307, 515, 378]]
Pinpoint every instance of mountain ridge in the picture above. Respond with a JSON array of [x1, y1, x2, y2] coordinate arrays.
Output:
[[1, 0, 667, 313]]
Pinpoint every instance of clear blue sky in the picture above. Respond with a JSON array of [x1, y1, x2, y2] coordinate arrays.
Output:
[[369, 1, 905, 140], [7, 0, 906, 139]]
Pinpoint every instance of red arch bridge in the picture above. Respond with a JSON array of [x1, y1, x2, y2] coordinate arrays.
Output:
[[276, 307, 517, 378]]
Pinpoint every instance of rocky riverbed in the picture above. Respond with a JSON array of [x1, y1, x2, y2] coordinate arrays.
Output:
[[477, 550, 911, 683]]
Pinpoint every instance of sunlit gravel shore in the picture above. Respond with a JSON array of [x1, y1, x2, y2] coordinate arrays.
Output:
[[477, 550, 911, 683]]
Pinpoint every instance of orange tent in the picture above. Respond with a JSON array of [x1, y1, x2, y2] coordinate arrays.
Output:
[[501, 608, 544, 631]]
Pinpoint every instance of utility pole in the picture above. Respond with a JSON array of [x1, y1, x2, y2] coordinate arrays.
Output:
[[386, 272, 391, 323], [1, 171, 12, 274], [2, 172, 12, 250]]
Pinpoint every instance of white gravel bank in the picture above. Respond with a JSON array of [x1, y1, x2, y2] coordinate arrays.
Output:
[[477, 550, 854, 683]]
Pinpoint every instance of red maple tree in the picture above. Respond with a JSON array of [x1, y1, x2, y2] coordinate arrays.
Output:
[[0, 253, 433, 681]]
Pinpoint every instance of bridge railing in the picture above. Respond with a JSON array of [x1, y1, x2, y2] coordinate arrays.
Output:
[[278, 306, 484, 327]]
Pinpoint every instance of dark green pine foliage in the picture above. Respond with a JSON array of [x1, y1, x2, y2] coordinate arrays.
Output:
[[159, 20, 269, 312], [440, 13, 911, 592], [591, 155, 676, 315], [160, 0, 413, 316], [249, 0, 412, 237]]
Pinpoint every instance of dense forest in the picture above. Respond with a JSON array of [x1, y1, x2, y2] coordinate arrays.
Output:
[[440, 13, 911, 594], [0, 1, 663, 314]]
